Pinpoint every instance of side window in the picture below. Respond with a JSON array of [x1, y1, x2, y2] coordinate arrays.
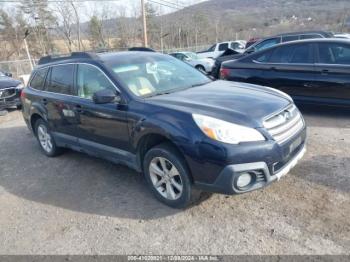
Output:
[[177, 54, 186, 61], [207, 44, 216, 52], [300, 34, 322, 40], [231, 42, 239, 49], [30, 68, 48, 90], [269, 44, 312, 64], [289, 44, 312, 63], [318, 43, 350, 64], [218, 43, 229, 51], [47, 65, 74, 95], [282, 35, 299, 42], [254, 38, 280, 51], [77, 64, 116, 99], [254, 50, 273, 63]]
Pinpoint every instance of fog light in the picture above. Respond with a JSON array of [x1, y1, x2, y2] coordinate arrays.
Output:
[[236, 172, 252, 188]]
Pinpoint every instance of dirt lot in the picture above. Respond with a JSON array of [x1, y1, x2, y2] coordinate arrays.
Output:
[[0, 106, 349, 255]]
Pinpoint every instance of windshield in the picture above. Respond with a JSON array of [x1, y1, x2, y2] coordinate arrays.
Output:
[[0, 71, 5, 77], [185, 52, 199, 60], [108, 54, 211, 97]]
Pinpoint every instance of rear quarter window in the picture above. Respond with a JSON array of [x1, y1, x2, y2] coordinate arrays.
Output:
[[30, 68, 48, 90]]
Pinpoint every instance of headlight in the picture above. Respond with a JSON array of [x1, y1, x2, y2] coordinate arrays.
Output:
[[192, 114, 265, 144], [16, 83, 24, 90]]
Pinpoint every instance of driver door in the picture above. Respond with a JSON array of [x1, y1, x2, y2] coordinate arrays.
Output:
[[72, 63, 131, 157]]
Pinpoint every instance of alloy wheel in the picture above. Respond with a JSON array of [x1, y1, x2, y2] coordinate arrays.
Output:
[[37, 124, 53, 153], [149, 157, 183, 200]]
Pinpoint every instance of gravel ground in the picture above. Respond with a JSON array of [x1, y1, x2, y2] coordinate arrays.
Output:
[[0, 106, 349, 255]]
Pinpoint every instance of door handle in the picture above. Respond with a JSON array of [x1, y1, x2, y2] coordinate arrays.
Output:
[[42, 98, 48, 105], [321, 69, 329, 75], [303, 83, 314, 88]]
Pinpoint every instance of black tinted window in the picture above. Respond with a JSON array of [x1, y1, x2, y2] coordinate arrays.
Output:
[[47, 65, 74, 95], [300, 34, 322, 40], [254, 38, 280, 51], [254, 50, 273, 62], [219, 43, 229, 51], [282, 35, 299, 42], [30, 68, 48, 90], [318, 43, 350, 64], [269, 44, 312, 64]]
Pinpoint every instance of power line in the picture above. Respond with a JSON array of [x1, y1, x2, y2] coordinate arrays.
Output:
[[156, 0, 186, 8], [148, 0, 182, 10], [0, 0, 121, 2]]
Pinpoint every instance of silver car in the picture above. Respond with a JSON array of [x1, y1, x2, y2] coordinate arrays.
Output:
[[169, 52, 215, 73]]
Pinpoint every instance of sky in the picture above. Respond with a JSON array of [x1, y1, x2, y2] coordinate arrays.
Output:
[[2, 0, 207, 22]]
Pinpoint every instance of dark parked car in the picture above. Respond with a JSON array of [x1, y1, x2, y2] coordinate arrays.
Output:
[[211, 31, 334, 79], [0, 70, 23, 110], [220, 39, 350, 107], [21, 51, 306, 208]]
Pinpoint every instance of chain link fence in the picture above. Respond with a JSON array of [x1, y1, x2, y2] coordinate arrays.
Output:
[[0, 59, 36, 80], [0, 45, 211, 83]]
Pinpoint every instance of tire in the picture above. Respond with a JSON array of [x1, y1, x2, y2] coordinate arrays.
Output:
[[195, 65, 206, 74], [143, 142, 200, 208], [34, 118, 62, 157]]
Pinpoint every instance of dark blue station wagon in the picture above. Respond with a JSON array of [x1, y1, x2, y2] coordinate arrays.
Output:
[[21, 51, 306, 208]]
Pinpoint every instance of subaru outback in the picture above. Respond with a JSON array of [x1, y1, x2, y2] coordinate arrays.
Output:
[[21, 52, 306, 208]]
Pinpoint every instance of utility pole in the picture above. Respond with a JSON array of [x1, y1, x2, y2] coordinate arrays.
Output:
[[141, 0, 148, 47], [24, 30, 34, 71]]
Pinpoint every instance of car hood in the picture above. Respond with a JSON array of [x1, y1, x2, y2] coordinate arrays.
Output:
[[0, 77, 21, 89], [147, 80, 292, 128]]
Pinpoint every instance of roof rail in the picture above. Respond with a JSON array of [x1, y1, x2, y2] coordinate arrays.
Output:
[[38, 52, 99, 65]]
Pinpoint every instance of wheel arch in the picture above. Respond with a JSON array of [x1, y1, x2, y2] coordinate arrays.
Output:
[[136, 133, 193, 181]]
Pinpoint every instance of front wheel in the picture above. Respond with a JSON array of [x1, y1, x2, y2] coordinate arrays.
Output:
[[143, 143, 199, 208], [195, 65, 206, 74]]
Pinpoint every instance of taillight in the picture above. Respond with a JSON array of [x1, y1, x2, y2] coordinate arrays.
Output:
[[20, 89, 26, 99], [220, 67, 231, 79]]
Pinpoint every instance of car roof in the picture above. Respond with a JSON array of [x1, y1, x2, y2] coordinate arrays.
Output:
[[244, 38, 350, 58], [273, 30, 333, 37], [270, 38, 350, 46], [35, 51, 166, 69]]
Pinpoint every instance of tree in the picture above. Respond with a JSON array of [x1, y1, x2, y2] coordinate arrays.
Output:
[[89, 15, 106, 50], [19, 0, 57, 55]]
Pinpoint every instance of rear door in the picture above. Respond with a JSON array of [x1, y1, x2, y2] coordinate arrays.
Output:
[[255, 42, 317, 97], [44, 64, 80, 147], [313, 42, 350, 101]]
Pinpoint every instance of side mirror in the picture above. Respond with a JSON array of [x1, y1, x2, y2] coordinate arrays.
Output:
[[5, 72, 12, 77], [183, 56, 191, 61], [245, 48, 256, 54], [92, 89, 121, 104]]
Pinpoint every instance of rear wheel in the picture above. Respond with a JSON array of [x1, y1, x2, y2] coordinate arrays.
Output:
[[143, 143, 200, 208], [35, 119, 62, 157]]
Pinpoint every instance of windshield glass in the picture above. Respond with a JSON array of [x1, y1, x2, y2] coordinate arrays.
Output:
[[185, 52, 199, 60], [108, 54, 211, 97], [0, 71, 5, 77]]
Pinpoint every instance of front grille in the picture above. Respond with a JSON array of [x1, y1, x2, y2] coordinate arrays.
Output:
[[263, 105, 304, 144], [0, 88, 16, 99]]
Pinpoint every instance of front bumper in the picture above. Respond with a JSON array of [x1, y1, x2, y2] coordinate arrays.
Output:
[[192, 129, 307, 195], [0, 88, 21, 109]]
